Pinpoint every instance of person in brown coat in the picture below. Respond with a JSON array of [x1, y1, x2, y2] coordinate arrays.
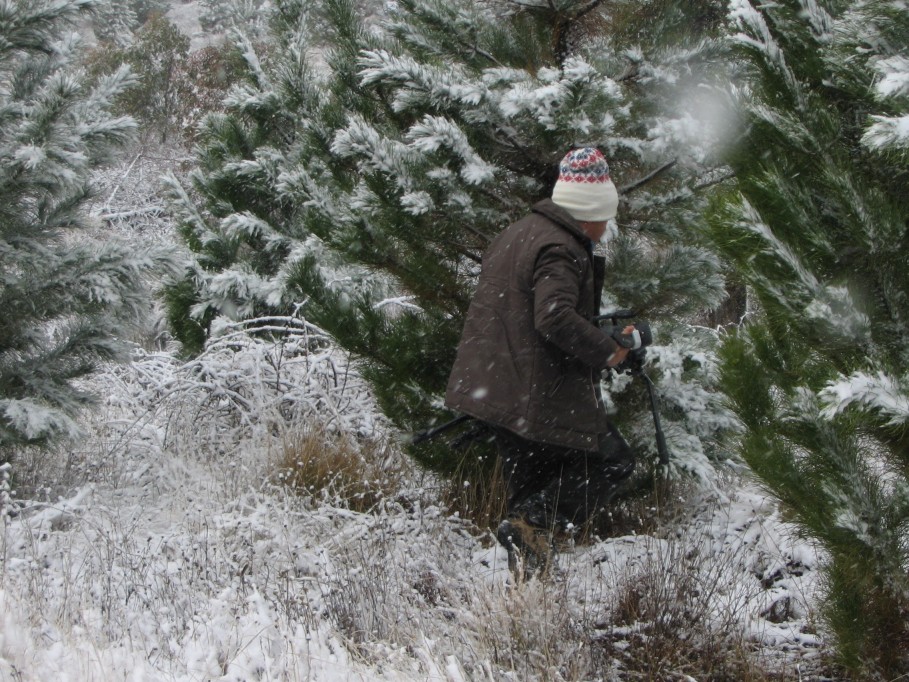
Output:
[[445, 148, 644, 573]]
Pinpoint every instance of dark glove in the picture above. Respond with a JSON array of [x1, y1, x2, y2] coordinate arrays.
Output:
[[601, 321, 653, 349], [612, 347, 647, 374]]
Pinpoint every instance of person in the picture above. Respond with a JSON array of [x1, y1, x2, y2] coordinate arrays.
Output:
[[444, 147, 642, 574]]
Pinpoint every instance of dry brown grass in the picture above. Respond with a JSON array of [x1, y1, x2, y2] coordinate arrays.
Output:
[[276, 426, 406, 513], [601, 550, 772, 681], [439, 452, 508, 531]]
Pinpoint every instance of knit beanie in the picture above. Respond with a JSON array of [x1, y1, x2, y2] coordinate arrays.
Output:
[[550, 148, 619, 222]]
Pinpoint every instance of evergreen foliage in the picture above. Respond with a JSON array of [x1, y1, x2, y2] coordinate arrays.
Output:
[[93, 0, 138, 47], [199, 0, 269, 39], [165, 0, 735, 476], [0, 0, 179, 460], [709, 1, 909, 676]]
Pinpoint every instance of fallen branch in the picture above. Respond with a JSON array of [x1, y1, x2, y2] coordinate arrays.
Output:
[[101, 206, 165, 221], [101, 153, 143, 211]]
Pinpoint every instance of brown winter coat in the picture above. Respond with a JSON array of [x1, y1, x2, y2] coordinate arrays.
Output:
[[444, 199, 621, 451]]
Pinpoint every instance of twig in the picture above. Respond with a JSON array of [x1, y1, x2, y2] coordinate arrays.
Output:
[[693, 171, 736, 192], [618, 159, 678, 195], [461, 220, 494, 245], [102, 153, 142, 211], [575, 0, 603, 20]]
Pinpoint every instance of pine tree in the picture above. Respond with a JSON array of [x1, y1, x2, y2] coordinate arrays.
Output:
[[199, 0, 269, 39], [0, 0, 178, 460], [91, 0, 169, 46], [708, 1, 909, 675], [165, 0, 734, 477], [93, 0, 139, 47]]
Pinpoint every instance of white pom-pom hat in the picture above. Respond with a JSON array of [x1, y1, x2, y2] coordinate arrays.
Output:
[[551, 147, 619, 222]]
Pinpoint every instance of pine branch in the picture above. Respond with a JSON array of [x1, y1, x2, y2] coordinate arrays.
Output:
[[650, 169, 736, 210], [502, 0, 549, 9], [473, 181, 525, 214], [457, 246, 483, 264], [455, 37, 504, 68]]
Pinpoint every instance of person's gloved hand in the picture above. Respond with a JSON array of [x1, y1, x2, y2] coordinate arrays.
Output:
[[608, 320, 652, 349], [612, 347, 647, 374], [606, 325, 636, 367]]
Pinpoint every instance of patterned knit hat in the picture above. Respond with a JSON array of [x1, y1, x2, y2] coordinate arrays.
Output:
[[551, 148, 619, 222]]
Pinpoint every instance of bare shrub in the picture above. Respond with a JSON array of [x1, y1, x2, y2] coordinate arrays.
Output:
[[466, 579, 601, 680], [0, 301, 831, 681], [589, 485, 818, 681], [598, 537, 768, 680], [117, 315, 383, 461], [1, 314, 393, 505]]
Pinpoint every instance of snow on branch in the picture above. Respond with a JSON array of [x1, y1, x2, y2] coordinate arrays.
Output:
[[234, 30, 269, 90], [862, 115, 909, 153], [373, 296, 422, 313], [734, 200, 873, 341], [191, 266, 282, 320], [798, 0, 834, 43], [820, 371, 909, 427], [219, 211, 279, 242], [728, 0, 804, 110], [872, 56, 909, 99], [734, 198, 820, 299], [331, 115, 418, 185], [860, 54, 909, 154], [101, 315, 384, 459], [358, 49, 487, 111], [497, 56, 622, 133], [803, 285, 872, 344], [78, 64, 137, 118], [0, 398, 83, 443], [406, 115, 495, 185], [161, 172, 212, 240]]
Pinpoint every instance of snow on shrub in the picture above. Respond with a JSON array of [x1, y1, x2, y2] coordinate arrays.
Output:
[[96, 314, 388, 470]]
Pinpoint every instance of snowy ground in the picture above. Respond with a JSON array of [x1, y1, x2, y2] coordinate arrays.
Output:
[[0, 349, 830, 681]]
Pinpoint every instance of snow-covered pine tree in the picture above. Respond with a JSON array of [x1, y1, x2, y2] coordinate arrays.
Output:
[[165, 0, 735, 477], [91, 0, 169, 47], [0, 0, 178, 461], [709, 1, 909, 675], [93, 0, 139, 47], [199, 0, 269, 39]]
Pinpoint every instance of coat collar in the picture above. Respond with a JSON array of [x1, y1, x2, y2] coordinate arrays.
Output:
[[530, 198, 593, 249]]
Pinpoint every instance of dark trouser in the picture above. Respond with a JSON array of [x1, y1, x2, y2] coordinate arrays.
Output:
[[492, 424, 635, 531]]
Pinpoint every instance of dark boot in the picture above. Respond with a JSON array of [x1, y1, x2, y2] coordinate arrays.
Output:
[[496, 517, 555, 579]]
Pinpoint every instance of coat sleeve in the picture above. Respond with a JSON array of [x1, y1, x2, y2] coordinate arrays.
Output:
[[532, 244, 620, 370]]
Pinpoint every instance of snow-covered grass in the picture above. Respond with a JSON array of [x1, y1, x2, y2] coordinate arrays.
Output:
[[0, 314, 832, 680]]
